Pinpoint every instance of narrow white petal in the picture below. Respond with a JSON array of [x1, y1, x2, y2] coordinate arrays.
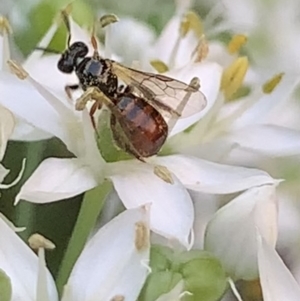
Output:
[[226, 124, 300, 157], [10, 122, 53, 141], [231, 76, 298, 129], [0, 72, 72, 143], [24, 22, 58, 66], [0, 25, 10, 71], [205, 185, 278, 280], [154, 155, 277, 194], [155, 280, 184, 301], [0, 164, 9, 183], [107, 160, 194, 248], [0, 218, 58, 301], [63, 207, 150, 301], [0, 104, 14, 160], [149, 16, 198, 69], [15, 158, 99, 204], [258, 235, 300, 301], [167, 62, 222, 136]]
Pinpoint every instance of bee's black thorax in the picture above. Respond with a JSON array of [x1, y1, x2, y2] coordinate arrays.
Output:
[[75, 57, 118, 97]]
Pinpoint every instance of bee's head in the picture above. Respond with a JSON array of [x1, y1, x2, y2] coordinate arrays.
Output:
[[57, 42, 89, 73]]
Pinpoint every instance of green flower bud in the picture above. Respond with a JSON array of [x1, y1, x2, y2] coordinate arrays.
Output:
[[0, 269, 12, 301]]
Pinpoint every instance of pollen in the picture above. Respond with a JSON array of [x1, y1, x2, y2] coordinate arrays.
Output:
[[7, 60, 28, 80], [180, 11, 203, 38], [262, 72, 284, 94], [0, 16, 12, 35], [221, 56, 249, 100], [150, 60, 169, 73], [227, 34, 248, 54], [28, 233, 56, 250], [135, 221, 149, 251]]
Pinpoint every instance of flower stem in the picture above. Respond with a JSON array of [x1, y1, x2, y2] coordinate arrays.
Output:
[[56, 180, 113, 295]]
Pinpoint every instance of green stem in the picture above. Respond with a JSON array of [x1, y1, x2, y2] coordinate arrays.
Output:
[[56, 180, 112, 295]]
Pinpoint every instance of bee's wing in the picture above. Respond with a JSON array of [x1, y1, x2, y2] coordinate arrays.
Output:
[[111, 62, 207, 119]]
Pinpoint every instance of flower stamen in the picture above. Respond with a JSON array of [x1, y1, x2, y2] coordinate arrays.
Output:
[[262, 72, 284, 94], [221, 56, 249, 100], [28, 233, 56, 251], [135, 221, 149, 251], [227, 34, 248, 55], [191, 35, 209, 62], [0, 16, 12, 35], [7, 60, 28, 79], [150, 60, 169, 73], [154, 165, 174, 184]]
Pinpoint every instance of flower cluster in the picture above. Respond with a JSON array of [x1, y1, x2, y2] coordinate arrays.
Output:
[[1, 1, 300, 301]]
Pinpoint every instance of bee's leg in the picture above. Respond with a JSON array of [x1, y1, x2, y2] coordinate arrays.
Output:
[[75, 87, 101, 110], [117, 85, 125, 93], [65, 84, 80, 100], [89, 100, 102, 129], [124, 85, 134, 94], [110, 115, 145, 162]]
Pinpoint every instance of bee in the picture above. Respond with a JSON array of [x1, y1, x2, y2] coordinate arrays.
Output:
[[38, 13, 207, 161]]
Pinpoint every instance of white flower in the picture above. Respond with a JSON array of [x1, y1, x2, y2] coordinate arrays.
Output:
[[0, 12, 278, 248], [0, 206, 150, 301], [204, 184, 279, 280], [258, 233, 300, 301]]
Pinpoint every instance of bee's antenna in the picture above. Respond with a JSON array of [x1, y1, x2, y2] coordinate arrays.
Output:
[[35, 47, 62, 54], [91, 23, 100, 59], [61, 9, 71, 47]]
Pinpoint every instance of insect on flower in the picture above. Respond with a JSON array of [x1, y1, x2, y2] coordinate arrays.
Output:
[[37, 12, 207, 161]]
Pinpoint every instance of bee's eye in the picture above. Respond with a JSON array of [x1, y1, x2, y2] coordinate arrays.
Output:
[[57, 55, 74, 73], [70, 42, 89, 58]]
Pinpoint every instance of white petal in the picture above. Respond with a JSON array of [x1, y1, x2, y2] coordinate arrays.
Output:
[[63, 207, 150, 301], [154, 154, 278, 194], [191, 191, 219, 249], [0, 25, 10, 71], [0, 72, 69, 141], [109, 17, 155, 65], [204, 185, 278, 280], [230, 76, 298, 129], [258, 235, 300, 301], [149, 15, 198, 69], [155, 280, 184, 301], [0, 164, 9, 183], [15, 158, 99, 204], [0, 104, 14, 160], [106, 160, 194, 248], [0, 218, 58, 301], [167, 62, 222, 136], [0, 72, 83, 155], [24, 21, 58, 67], [10, 121, 53, 141], [226, 124, 300, 157]]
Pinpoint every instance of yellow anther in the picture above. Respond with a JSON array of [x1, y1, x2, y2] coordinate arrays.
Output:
[[0, 16, 12, 35], [99, 14, 119, 28], [7, 60, 28, 80], [150, 60, 169, 73], [135, 221, 149, 251], [262, 72, 284, 94], [28, 233, 56, 250], [180, 11, 203, 38], [227, 34, 247, 54], [221, 56, 249, 100], [154, 165, 174, 184], [192, 35, 209, 62]]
